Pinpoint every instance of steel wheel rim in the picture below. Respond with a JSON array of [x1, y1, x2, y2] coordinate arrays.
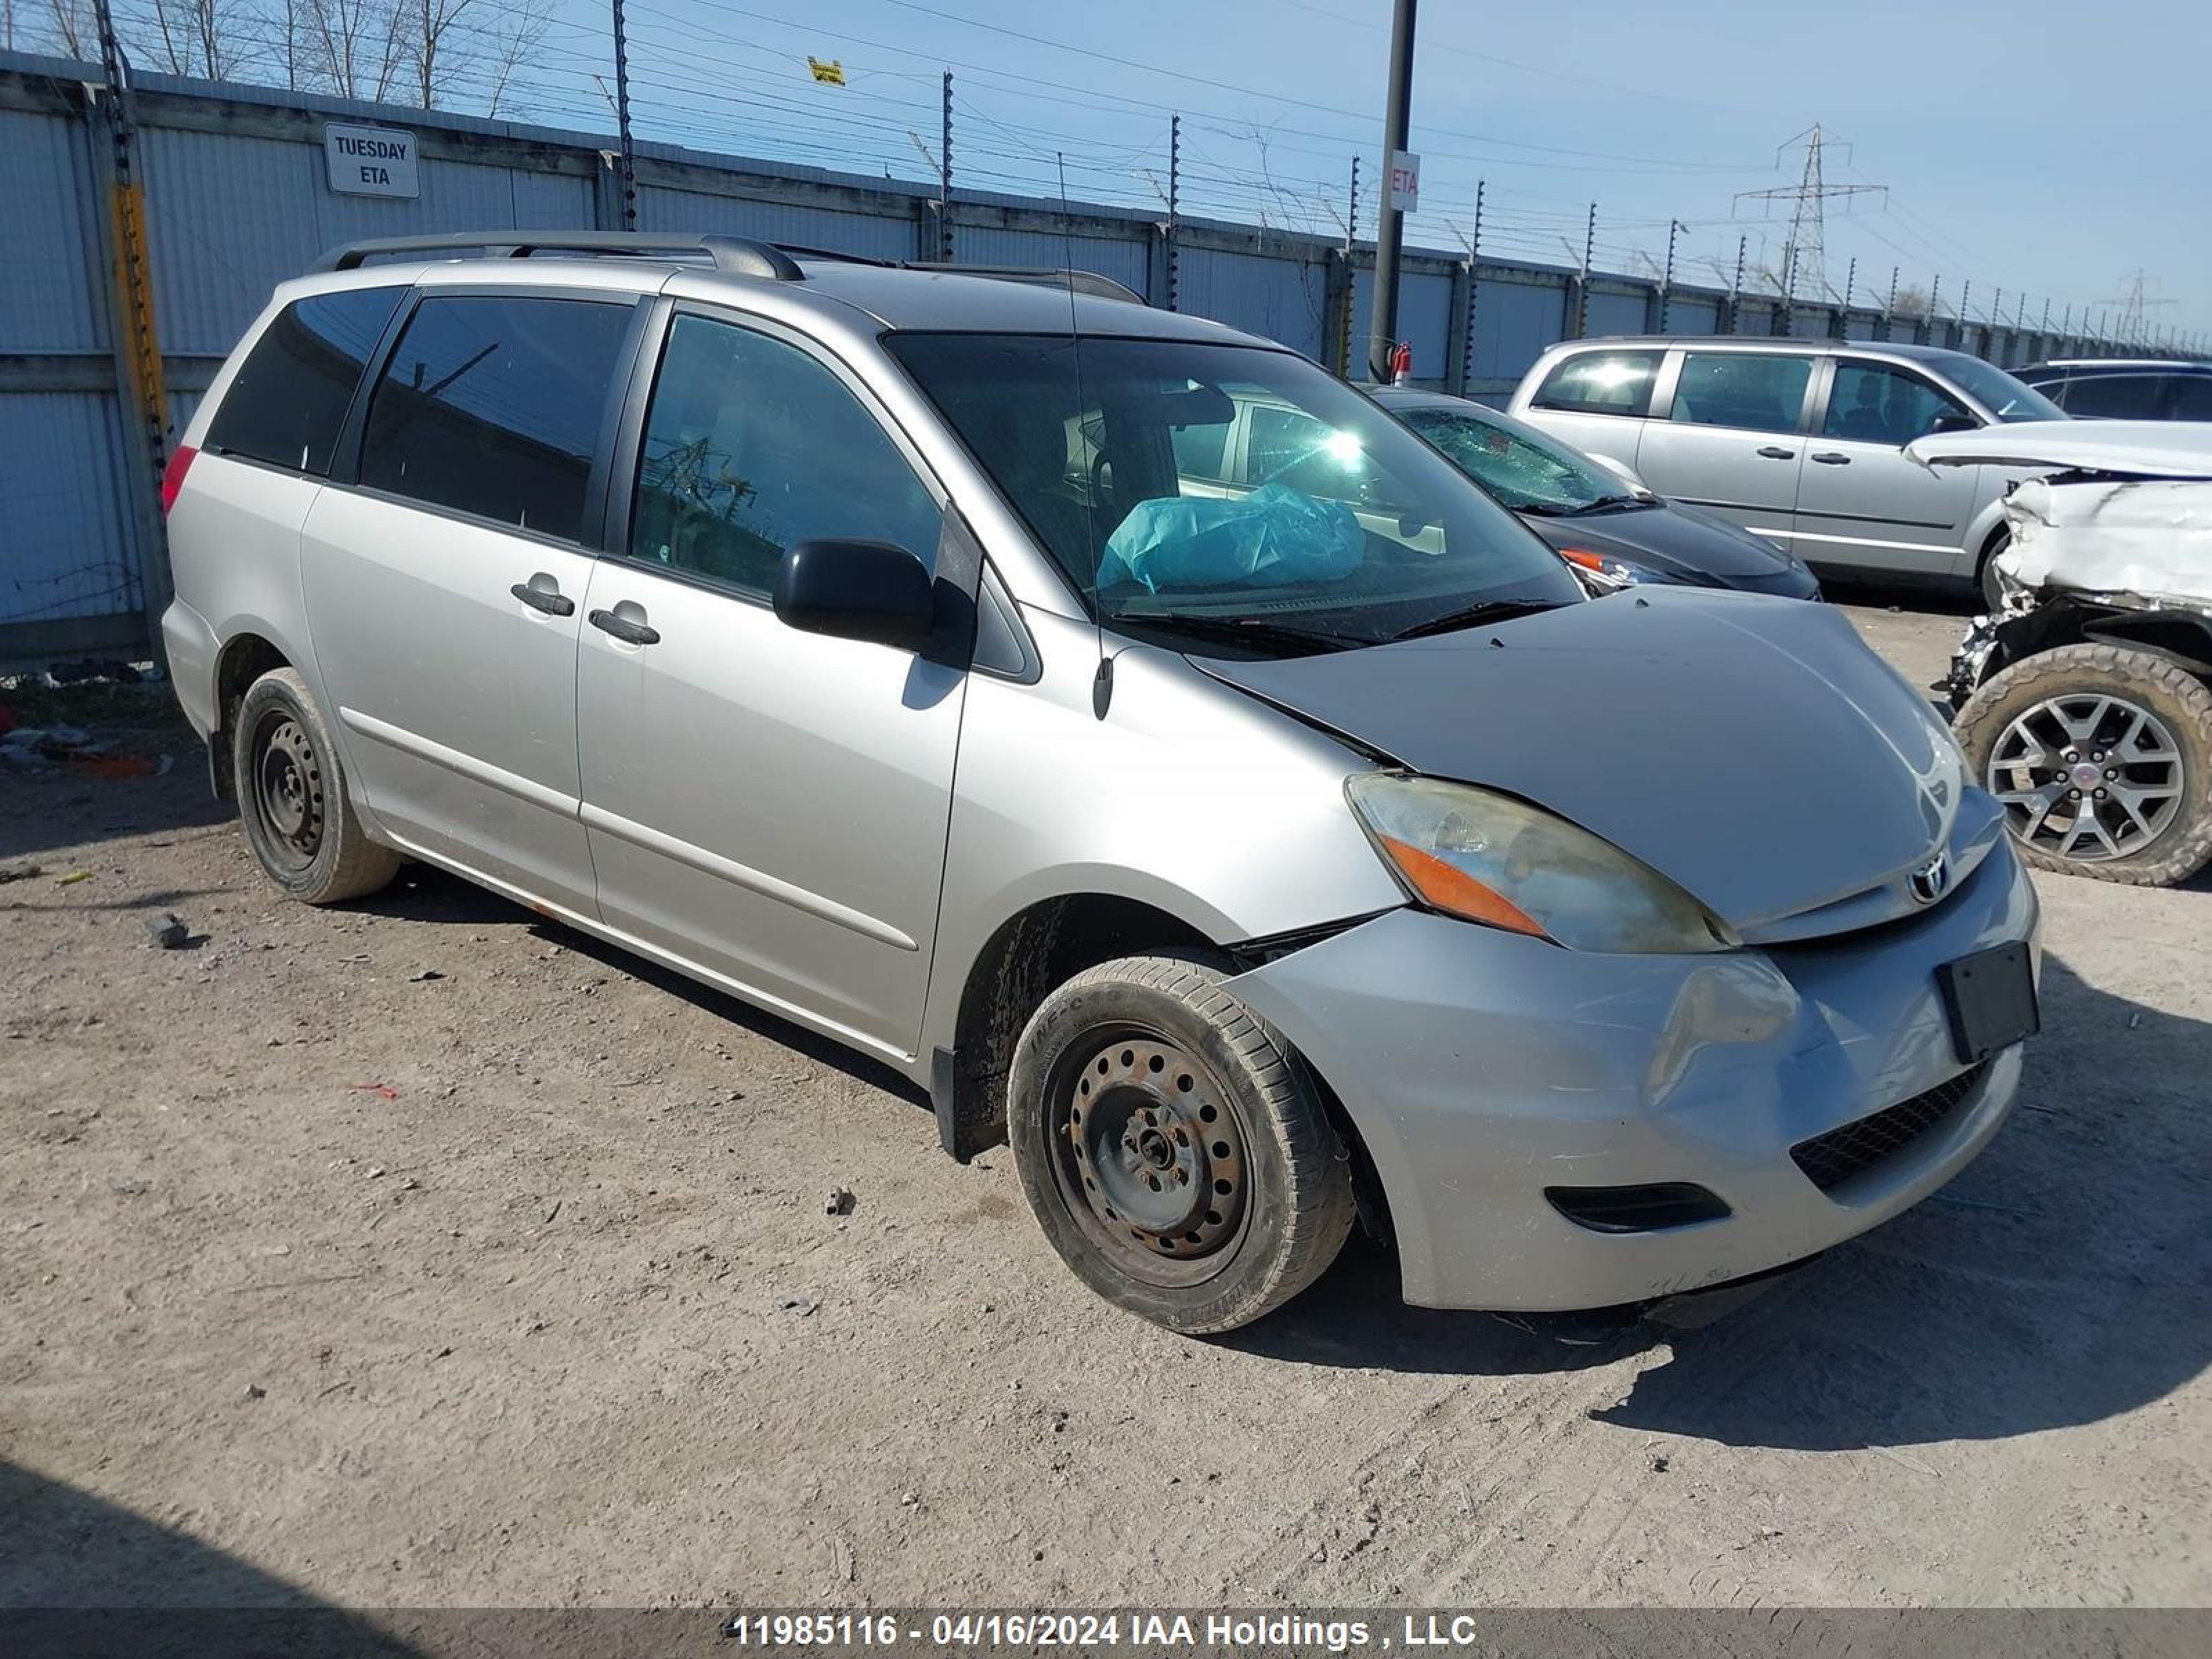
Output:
[[1049, 1031, 1250, 1289], [1987, 692, 2184, 863], [251, 711, 326, 871]]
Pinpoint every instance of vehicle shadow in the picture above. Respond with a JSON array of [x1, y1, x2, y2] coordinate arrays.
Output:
[[364, 863, 936, 1113], [1244, 953, 2212, 1449], [0, 1460, 420, 1655]]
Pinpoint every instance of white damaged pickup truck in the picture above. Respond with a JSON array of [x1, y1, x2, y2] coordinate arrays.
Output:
[[1910, 421, 2212, 885]]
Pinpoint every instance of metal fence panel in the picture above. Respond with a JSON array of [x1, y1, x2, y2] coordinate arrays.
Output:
[[0, 391, 139, 628], [635, 185, 917, 260], [1668, 295, 1721, 335], [1472, 278, 1563, 385], [952, 225, 1150, 296], [1, 105, 104, 353], [1585, 290, 1646, 338], [1177, 245, 1328, 360]]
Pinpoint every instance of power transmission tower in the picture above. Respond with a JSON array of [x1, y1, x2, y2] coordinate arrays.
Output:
[[2094, 269, 2175, 348], [1736, 125, 1883, 327]]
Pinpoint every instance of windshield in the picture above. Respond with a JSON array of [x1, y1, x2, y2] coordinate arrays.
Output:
[[1398, 403, 1640, 514], [886, 333, 1582, 653], [1939, 355, 2066, 423]]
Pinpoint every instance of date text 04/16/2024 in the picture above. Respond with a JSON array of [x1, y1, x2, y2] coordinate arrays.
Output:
[[720, 1613, 1488, 1649]]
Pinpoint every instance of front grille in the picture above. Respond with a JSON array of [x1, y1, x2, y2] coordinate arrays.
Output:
[[1790, 1062, 1989, 1192]]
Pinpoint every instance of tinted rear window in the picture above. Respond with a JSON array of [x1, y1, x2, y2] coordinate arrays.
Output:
[[205, 288, 403, 474], [1530, 350, 1660, 418], [2059, 373, 2168, 420], [359, 294, 634, 542]]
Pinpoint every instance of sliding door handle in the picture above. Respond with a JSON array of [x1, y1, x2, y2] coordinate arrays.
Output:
[[1810, 451, 1852, 465], [589, 606, 660, 646], [511, 577, 575, 617], [1756, 445, 1797, 460]]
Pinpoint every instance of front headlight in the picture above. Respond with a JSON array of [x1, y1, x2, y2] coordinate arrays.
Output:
[[1346, 774, 1736, 953], [1557, 545, 1660, 593]]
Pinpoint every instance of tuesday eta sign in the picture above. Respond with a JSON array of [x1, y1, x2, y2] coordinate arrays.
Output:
[[324, 124, 420, 199]]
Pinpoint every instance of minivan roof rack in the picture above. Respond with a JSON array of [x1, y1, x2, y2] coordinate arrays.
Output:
[[311, 232, 804, 281], [309, 233, 1149, 306]]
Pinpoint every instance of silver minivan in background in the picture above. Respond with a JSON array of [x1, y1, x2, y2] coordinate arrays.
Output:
[[162, 234, 2041, 1335], [1509, 336, 2064, 604]]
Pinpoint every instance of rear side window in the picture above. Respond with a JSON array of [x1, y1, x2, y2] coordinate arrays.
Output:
[[2170, 377, 2212, 419], [359, 294, 633, 542], [205, 287, 403, 474], [2059, 374, 2167, 420], [1669, 352, 1813, 433], [1530, 350, 1660, 418]]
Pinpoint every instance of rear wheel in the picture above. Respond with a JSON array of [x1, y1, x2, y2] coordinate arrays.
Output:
[[1953, 643, 2212, 886], [1008, 954, 1354, 1334], [232, 668, 401, 904]]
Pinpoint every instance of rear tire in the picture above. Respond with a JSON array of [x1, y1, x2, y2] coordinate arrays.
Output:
[[1007, 953, 1355, 1335], [1953, 644, 2212, 886], [232, 668, 401, 904]]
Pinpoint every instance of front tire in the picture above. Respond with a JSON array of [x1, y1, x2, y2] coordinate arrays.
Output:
[[1008, 954, 1355, 1335], [1978, 530, 2012, 610], [1953, 643, 2212, 886], [232, 668, 401, 904]]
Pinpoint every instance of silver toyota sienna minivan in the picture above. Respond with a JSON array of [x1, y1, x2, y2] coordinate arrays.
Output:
[[161, 234, 2041, 1335]]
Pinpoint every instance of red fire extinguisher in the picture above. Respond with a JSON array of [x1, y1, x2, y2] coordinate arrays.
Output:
[[1389, 340, 1413, 384]]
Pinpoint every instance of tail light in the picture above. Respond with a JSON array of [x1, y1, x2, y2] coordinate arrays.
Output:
[[160, 444, 198, 516]]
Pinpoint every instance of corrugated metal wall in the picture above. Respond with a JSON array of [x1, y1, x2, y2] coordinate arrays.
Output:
[[0, 50, 2125, 661]]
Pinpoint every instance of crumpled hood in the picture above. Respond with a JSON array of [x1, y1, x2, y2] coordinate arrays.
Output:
[[1194, 588, 1962, 932]]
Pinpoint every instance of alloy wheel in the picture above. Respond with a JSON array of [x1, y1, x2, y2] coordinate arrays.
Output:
[[1987, 692, 2184, 863]]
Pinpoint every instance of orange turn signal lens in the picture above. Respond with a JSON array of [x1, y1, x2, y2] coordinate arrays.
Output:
[[1378, 834, 1548, 939]]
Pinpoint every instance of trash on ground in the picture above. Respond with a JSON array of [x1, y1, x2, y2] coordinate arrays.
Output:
[[825, 1187, 856, 1217], [0, 863, 43, 885], [56, 870, 93, 886], [778, 1295, 819, 1317], [348, 1082, 400, 1100], [143, 912, 190, 949]]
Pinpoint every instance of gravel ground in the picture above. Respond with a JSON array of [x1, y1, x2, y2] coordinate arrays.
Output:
[[3, 592, 2207, 1614]]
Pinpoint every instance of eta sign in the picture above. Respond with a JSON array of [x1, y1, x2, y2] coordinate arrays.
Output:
[[325, 124, 420, 199], [1388, 149, 1421, 214]]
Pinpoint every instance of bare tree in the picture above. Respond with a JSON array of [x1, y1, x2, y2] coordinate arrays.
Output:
[[42, 0, 98, 58], [302, 0, 412, 102], [133, 0, 259, 78], [1891, 285, 1930, 319], [412, 0, 548, 114]]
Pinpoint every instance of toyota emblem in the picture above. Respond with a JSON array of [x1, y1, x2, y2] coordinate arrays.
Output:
[[1909, 852, 1951, 905]]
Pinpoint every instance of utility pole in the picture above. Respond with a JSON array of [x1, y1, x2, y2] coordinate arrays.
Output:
[[1658, 217, 1679, 333], [610, 0, 638, 229], [1736, 124, 1882, 324], [938, 69, 954, 261], [1164, 113, 1179, 311], [1364, 0, 1418, 382]]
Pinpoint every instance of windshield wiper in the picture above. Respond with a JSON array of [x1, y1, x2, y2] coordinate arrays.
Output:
[[1385, 598, 1562, 643], [1564, 493, 1648, 514], [1113, 610, 1354, 655]]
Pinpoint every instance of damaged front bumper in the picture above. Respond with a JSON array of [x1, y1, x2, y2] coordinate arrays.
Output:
[[1227, 838, 2039, 1313]]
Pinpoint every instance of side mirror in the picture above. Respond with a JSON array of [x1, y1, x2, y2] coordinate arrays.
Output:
[[1927, 409, 1980, 435], [773, 539, 936, 652]]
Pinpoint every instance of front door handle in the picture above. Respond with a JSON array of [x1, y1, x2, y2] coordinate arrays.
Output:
[[1810, 451, 1852, 465], [1756, 445, 1797, 460], [511, 577, 575, 617], [589, 606, 660, 646]]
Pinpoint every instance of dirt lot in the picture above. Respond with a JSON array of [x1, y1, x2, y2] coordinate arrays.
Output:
[[3, 592, 2209, 1614]]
